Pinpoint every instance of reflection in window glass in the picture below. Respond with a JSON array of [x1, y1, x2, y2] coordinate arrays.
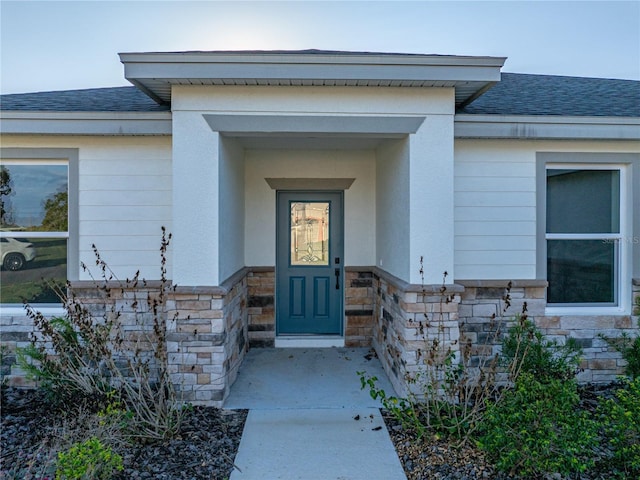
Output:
[[0, 238, 67, 303], [0, 164, 68, 231], [290, 202, 329, 266], [546, 169, 619, 234], [547, 239, 615, 304], [1, 162, 68, 304]]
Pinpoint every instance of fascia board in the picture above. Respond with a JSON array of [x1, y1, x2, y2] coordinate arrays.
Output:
[[0, 111, 172, 135], [454, 114, 640, 140], [123, 62, 502, 83], [119, 52, 506, 68]]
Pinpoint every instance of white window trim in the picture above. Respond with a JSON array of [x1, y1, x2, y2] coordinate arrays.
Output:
[[0, 148, 78, 314], [540, 158, 632, 316]]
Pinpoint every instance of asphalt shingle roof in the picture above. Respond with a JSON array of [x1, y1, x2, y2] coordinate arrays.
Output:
[[1, 73, 638, 117], [459, 73, 640, 117], [0, 86, 170, 112]]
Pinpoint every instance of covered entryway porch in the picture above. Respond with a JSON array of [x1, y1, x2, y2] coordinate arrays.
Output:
[[167, 113, 458, 404], [118, 50, 505, 406], [169, 107, 459, 406]]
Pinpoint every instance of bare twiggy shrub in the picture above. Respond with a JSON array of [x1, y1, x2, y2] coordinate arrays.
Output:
[[18, 227, 185, 441], [361, 257, 533, 444], [406, 260, 520, 442]]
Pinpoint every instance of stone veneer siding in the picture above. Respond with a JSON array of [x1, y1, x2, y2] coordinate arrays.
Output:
[[166, 268, 248, 406], [0, 271, 249, 407], [1, 314, 34, 387], [457, 279, 640, 383], [247, 268, 276, 348], [371, 274, 640, 395], [1, 280, 173, 388], [2, 271, 639, 403], [371, 268, 464, 398], [345, 268, 375, 347]]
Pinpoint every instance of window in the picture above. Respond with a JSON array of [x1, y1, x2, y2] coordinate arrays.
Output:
[[0, 149, 78, 306], [546, 168, 622, 305], [538, 153, 639, 314]]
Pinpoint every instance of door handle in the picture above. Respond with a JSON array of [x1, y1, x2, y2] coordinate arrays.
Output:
[[335, 268, 340, 290]]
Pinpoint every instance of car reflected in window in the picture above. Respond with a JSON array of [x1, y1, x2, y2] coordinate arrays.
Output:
[[0, 237, 36, 271]]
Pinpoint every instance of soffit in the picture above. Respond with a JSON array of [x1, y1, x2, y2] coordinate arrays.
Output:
[[119, 50, 506, 107]]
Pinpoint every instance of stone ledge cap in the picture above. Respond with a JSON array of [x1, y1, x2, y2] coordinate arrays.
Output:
[[69, 280, 166, 289], [455, 279, 549, 288], [172, 286, 227, 295], [372, 267, 465, 294]]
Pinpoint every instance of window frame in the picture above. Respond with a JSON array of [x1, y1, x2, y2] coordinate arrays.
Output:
[[0, 148, 78, 314], [536, 152, 638, 315]]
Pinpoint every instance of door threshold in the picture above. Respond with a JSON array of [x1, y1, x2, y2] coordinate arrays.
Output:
[[275, 336, 345, 348]]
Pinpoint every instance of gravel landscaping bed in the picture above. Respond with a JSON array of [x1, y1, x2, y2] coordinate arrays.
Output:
[[0, 383, 626, 480], [1, 387, 247, 480], [384, 418, 513, 480], [382, 383, 622, 480]]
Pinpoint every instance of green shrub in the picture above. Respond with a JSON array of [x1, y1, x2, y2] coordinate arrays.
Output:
[[598, 377, 640, 477], [477, 315, 595, 476], [478, 372, 599, 477], [97, 390, 134, 431], [620, 334, 640, 379], [502, 314, 582, 382], [56, 437, 123, 480], [599, 317, 640, 380]]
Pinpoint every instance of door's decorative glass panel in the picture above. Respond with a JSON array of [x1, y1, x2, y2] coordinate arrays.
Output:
[[290, 202, 329, 266]]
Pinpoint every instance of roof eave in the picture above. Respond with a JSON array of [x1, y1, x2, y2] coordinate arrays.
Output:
[[0, 111, 172, 136], [454, 114, 640, 140], [3, 110, 638, 140], [119, 51, 506, 106]]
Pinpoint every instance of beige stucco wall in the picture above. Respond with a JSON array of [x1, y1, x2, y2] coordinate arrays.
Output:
[[172, 83, 456, 284], [244, 148, 376, 267]]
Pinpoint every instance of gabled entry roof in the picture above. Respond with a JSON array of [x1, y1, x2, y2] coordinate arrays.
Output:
[[118, 49, 506, 107]]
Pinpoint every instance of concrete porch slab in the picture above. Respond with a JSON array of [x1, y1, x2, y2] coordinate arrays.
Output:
[[225, 348, 405, 479], [229, 408, 407, 480], [224, 347, 397, 409]]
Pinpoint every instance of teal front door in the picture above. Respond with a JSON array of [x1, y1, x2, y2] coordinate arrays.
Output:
[[276, 191, 343, 335]]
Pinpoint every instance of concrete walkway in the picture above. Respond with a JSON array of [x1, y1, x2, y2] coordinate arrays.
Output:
[[225, 347, 407, 480]]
